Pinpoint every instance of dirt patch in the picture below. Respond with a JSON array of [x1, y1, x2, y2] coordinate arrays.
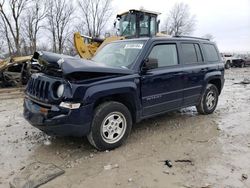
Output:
[[10, 162, 64, 188], [0, 68, 250, 188]]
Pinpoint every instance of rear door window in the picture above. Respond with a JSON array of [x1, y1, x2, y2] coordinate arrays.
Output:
[[202, 43, 219, 62], [194, 44, 203, 62], [181, 43, 203, 64]]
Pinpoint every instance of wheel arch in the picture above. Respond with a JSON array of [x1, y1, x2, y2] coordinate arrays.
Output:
[[204, 72, 223, 95], [84, 82, 140, 124], [93, 92, 138, 124], [209, 79, 221, 93]]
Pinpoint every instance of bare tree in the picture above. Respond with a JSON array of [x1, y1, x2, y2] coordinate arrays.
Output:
[[23, 0, 47, 54], [37, 42, 51, 52], [46, 0, 75, 53], [202, 33, 215, 41], [78, 0, 113, 37], [63, 38, 77, 56], [0, 15, 14, 55], [0, 0, 29, 55], [0, 41, 3, 52], [163, 2, 196, 36]]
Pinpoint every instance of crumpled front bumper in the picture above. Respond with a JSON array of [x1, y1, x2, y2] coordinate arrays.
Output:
[[23, 97, 93, 137]]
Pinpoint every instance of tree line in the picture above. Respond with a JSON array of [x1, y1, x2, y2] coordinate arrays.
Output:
[[0, 0, 198, 57], [0, 0, 113, 56]]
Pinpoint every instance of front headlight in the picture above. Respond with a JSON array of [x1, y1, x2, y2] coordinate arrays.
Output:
[[56, 84, 65, 98]]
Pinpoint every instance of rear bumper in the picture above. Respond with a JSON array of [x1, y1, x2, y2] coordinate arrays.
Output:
[[23, 97, 93, 137]]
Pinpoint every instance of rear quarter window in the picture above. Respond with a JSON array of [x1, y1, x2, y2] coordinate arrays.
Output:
[[202, 43, 219, 62]]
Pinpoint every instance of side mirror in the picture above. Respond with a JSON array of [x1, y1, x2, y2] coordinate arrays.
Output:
[[142, 58, 158, 71]]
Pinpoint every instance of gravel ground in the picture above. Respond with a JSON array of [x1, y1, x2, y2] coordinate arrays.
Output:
[[0, 68, 250, 188]]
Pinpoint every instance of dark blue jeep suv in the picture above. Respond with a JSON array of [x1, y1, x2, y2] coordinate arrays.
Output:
[[24, 37, 224, 150]]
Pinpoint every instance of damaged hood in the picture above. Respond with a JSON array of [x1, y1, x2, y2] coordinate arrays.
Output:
[[33, 51, 134, 76]]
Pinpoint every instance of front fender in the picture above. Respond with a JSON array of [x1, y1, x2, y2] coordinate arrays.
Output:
[[83, 81, 139, 104]]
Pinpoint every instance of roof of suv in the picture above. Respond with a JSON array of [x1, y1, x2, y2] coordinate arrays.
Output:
[[116, 36, 213, 44]]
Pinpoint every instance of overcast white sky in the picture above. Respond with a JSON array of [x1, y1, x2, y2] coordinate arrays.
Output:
[[112, 0, 250, 52]]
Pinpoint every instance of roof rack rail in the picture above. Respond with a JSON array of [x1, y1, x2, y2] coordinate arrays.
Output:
[[174, 35, 210, 41]]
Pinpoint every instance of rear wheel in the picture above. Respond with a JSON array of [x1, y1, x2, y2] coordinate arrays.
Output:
[[225, 61, 230, 69], [241, 62, 245, 68], [196, 84, 219, 115], [87, 101, 132, 151]]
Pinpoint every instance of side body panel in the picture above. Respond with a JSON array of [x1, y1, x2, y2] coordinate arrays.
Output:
[[139, 41, 183, 116]]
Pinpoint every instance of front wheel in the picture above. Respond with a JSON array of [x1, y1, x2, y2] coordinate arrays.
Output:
[[196, 84, 219, 115], [87, 102, 132, 151]]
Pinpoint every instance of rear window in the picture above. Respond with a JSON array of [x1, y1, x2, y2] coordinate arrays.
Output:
[[181, 43, 203, 64], [203, 44, 219, 62]]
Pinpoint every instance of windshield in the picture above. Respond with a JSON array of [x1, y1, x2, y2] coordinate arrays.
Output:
[[92, 41, 145, 68], [119, 14, 136, 37]]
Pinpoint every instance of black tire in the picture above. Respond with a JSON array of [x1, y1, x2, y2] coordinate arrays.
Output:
[[225, 61, 230, 69], [87, 101, 132, 151], [241, 62, 245, 68], [196, 84, 219, 115]]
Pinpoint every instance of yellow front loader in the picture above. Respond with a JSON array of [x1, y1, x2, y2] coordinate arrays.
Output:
[[74, 33, 124, 59], [74, 9, 162, 59]]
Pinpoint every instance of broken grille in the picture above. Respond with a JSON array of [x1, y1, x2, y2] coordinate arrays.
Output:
[[26, 77, 50, 101]]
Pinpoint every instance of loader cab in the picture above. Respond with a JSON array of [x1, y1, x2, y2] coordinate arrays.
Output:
[[116, 9, 160, 38]]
